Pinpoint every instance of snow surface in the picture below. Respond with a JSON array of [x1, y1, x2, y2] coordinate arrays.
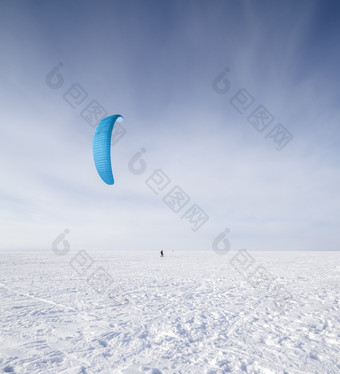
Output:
[[0, 251, 339, 374]]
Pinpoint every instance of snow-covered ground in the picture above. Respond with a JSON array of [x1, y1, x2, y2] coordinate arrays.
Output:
[[0, 250, 339, 374]]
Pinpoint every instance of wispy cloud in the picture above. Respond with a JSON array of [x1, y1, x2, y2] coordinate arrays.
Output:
[[0, 0, 339, 251]]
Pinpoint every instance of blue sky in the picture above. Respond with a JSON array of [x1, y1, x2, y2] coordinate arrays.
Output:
[[1, 0, 339, 251]]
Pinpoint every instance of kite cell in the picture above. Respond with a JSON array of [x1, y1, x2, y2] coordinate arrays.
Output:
[[92, 114, 123, 185]]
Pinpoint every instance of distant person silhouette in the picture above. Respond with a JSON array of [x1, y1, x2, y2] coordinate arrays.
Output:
[[160, 250, 164, 257]]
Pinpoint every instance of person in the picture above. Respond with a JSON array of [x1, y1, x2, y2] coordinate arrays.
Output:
[[160, 250, 164, 257]]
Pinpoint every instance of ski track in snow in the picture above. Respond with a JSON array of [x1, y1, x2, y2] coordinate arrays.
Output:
[[0, 251, 339, 374]]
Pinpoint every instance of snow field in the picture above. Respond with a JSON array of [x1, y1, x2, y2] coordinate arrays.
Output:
[[0, 251, 339, 373]]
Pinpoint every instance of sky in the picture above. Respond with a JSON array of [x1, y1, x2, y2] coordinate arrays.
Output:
[[0, 0, 339, 251]]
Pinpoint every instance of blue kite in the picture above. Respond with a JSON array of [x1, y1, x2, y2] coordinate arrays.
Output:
[[92, 114, 123, 185]]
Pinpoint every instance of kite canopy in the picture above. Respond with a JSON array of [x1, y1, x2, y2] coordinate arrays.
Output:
[[92, 114, 122, 185]]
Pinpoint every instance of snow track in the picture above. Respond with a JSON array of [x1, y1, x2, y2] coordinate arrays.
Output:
[[0, 251, 339, 373]]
